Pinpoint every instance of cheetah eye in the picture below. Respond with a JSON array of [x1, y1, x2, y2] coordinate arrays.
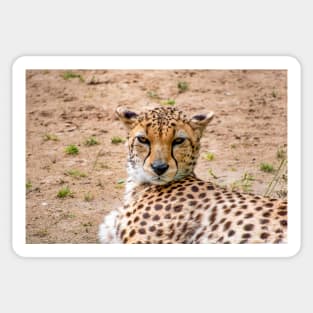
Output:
[[172, 137, 186, 145], [137, 136, 150, 145]]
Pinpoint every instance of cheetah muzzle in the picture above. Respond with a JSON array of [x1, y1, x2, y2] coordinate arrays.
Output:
[[99, 106, 287, 244]]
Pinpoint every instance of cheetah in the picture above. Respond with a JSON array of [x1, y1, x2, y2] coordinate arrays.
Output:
[[99, 106, 287, 244]]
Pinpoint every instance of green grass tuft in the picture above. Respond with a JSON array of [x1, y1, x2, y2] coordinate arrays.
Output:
[[264, 159, 287, 198], [208, 168, 219, 179], [230, 172, 254, 192], [65, 169, 87, 178], [147, 91, 160, 99], [57, 186, 73, 198], [65, 145, 79, 155], [62, 71, 84, 82], [34, 229, 49, 237], [84, 192, 94, 202], [26, 181, 32, 190], [43, 133, 59, 141], [85, 137, 99, 146], [161, 99, 176, 106], [260, 163, 275, 173], [115, 178, 125, 189], [276, 148, 287, 160], [177, 81, 189, 93], [204, 152, 215, 161], [111, 136, 126, 144]]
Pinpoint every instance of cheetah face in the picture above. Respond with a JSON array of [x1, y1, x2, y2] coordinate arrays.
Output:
[[116, 107, 214, 185]]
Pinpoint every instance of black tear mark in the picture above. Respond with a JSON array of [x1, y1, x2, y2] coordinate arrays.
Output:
[[193, 114, 206, 121], [124, 111, 138, 119]]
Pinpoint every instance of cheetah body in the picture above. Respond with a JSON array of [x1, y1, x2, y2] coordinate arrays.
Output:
[[99, 107, 287, 244]]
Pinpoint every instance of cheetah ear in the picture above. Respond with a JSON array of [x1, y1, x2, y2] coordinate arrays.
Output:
[[116, 107, 139, 129], [189, 112, 214, 132]]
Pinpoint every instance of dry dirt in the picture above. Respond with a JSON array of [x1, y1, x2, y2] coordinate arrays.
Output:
[[26, 69, 287, 243]]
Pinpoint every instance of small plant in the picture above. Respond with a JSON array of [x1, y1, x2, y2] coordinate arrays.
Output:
[[91, 148, 104, 172], [260, 163, 275, 173], [57, 186, 73, 198], [276, 147, 287, 160], [43, 133, 59, 141], [65, 145, 79, 155], [272, 90, 277, 98], [161, 99, 176, 106], [264, 159, 287, 198], [111, 136, 126, 144], [147, 91, 160, 99], [62, 71, 84, 82], [58, 178, 66, 185], [208, 168, 219, 179], [230, 172, 254, 192], [204, 152, 215, 161], [34, 229, 49, 238], [26, 181, 32, 190], [230, 143, 237, 149], [87, 76, 101, 85], [84, 192, 94, 202], [241, 173, 254, 192], [85, 137, 99, 146], [99, 163, 110, 169], [276, 189, 287, 199], [65, 169, 87, 178], [177, 81, 189, 93], [115, 178, 125, 189]]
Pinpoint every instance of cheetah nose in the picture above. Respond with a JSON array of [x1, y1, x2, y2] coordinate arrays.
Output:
[[151, 161, 169, 176]]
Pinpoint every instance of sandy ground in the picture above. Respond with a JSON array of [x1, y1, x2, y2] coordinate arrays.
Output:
[[26, 69, 287, 243]]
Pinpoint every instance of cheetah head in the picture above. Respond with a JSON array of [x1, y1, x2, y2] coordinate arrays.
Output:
[[116, 106, 214, 185]]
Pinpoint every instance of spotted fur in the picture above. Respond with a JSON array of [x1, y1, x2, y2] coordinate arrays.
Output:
[[99, 107, 287, 244]]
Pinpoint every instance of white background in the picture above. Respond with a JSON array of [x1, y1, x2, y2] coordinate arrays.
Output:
[[1, 1, 312, 312]]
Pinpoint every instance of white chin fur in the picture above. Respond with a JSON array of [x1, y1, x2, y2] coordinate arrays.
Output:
[[127, 163, 176, 185], [98, 210, 121, 243], [127, 164, 152, 184]]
